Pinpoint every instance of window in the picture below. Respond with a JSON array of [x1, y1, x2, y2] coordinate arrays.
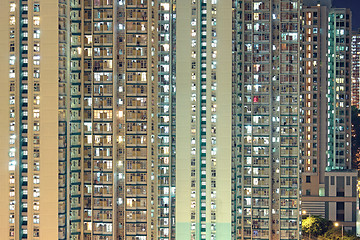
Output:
[[33, 17, 40, 26], [34, 3, 40, 12], [330, 176, 335, 185], [336, 202, 345, 221], [10, 43, 15, 52], [9, 16, 15, 25], [34, 83, 40, 91], [34, 70, 40, 78], [33, 30, 40, 39], [9, 69, 15, 78], [306, 176, 311, 183], [34, 43, 40, 52], [9, 56, 15, 65], [10, 3, 16, 12]]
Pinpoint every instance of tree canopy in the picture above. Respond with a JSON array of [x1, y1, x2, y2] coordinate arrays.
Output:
[[302, 215, 332, 237], [302, 215, 360, 239]]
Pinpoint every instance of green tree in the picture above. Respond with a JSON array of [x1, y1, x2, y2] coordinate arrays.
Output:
[[302, 216, 332, 237], [320, 227, 359, 240], [302, 215, 360, 239]]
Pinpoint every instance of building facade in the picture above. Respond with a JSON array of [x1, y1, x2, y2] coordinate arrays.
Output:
[[352, 30, 360, 109], [300, 1, 357, 233], [58, 0, 177, 239], [0, 0, 309, 240], [301, 1, 330, 196], [0, 0, 177, 239], [0, 0, 59, 239], [176, 0, 233, 239], [327, 8, 352, 171], [232, 0, 302, 239]]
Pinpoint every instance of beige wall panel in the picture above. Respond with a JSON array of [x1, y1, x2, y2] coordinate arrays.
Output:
[[329, 202, 336, 220], [345, 202, 352, 221], [39, 0, 59, 238], [0, 0, 10, 238], [215, 0, 232, 238], [175, 0, 192, 238]]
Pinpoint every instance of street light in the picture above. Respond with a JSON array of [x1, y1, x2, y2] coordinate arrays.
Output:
[[302, 210, 311, 217], [334, 222, 344, 240]]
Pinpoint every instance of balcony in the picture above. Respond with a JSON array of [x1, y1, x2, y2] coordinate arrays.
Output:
[[126, 10, 147, 21], [59, 202, 66, 214], [93, 174, 113, 185], [126, 22, 148, 34], [125, 223, 147, 235], [94, 0, 113, 8], [127, 0, 148, 8], [126, 148, 147, 159], [59, 189, 66, 201], [70, 0, 81, 8], [59, 175, 66, 188], [94, 199, 113, 209], [93, 186, 113, 197], [125, 186, 147, 197], [58, 216, 66, 228], [126, 211, 146, 222]]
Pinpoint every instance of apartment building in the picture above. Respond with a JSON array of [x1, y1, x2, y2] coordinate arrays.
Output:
[[0, 0, 309, 239], [301, 1, 357, 233], [60, 0, 177, 239], [0, 0, 177, 239], [352, 29, 360, 109], [327, 8, 352, 171], [0, 0, 59, 239], [232, 0, 302, 239], [175, 0, 233, 239], [301, 0, 330, 202]]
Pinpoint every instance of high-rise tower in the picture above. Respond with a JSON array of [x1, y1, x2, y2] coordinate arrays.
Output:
[[1, 0, 177, 239], [57, 0, 177, 239], [352, 30, 360, 109], [0, 0, 59, 239], [301, 0, 330, 204], [176, 0, 233, 239], [301, 2, 357, 233], [1, 0, 306, 239], [327, 8, 352, 171], [232, 0, 302, 239]]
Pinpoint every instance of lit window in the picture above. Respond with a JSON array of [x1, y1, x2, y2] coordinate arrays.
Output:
[[9, 56, 15, 65], [33, 110, 40, 118], [33, 30, 40, 39], [160, 3, 170, 10], [10, 3, 16, 12], [33, 17, 40, 26], [9, 16, 15, 25]]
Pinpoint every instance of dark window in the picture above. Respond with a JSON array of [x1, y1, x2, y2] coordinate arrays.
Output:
[[337, 191, 344, 197], [306, 176, 311, 183], [331, 176, 335, 185], [336, 202, 345, 222], [346, 176, 350, 185], [336, 214, 344, 221], [337, 202, 345, 210]]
